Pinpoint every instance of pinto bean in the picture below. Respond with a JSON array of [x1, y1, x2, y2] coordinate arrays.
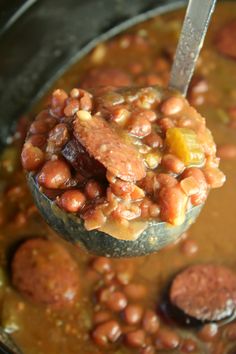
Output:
[[157, 117, 175, 131], [123, 304, 143, 325], [47, 123, 69, 153], [127, 117, 152, 138], [59, 190, 86, 212], [37, 160, 71, 189], [92, 257, 112, 274], [27, 134, 47, 149], [124, 283, 147, 300], [161, 154, 185, 174], [125, 329, 146, 348], [85, 180, 103, 199], [203, 167, 226, 188], [29, 115, 57, 135], [92, 320, 122, 347], [110, 180, 134, 199], [161, 96, 184, 115], [142, 310, 160, 334], [217, 144, 236, 160], [198, 323, 218, 342], [21, 144, 44, 171], [144, 132, 163, 149], [50, 89, 68, 117], [64, 98, 80, 117], [156, 173, 178, 188], [181, 168, 208, 205], [155, 328, 180, 350], [159, 185, 188, 226], [180, 239, 198, 256], [106, 291, 128, 312], [93, 311, 112, 325]]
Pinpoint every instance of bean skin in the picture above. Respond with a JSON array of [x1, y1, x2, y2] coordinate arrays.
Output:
[[97, 286, 114, 303], [29, 117, 56, 135], [64, 98, 80, 117], [159, 185, 188, 226], [92, 320, 121, 347], [125, 329, 146, 348], [155, 328, 180, 350], [157, 117, 175, 131], [106, 291, 128, 312], [181, 168, 208, 205], [59, 190, 85, 212], [47, 123, 69, 148], [124, 283, 147, 300], [50, 89, 68, 117], [144, 132, 163, 149], [21, 144, 44, 171], [217, 144, 236, 160], [198, 323, 218, 342], [85, 180, 103, 199], [203, 167, 226, 188], [128, 117, 152, 138], [37, 160, 71, 189], [123, 304, 143, 325], [161, 154, 185, 174], [181, 338, 197, 352], [93, 311, 112, 325], [27, 134, 47, 149], [180, 239, 198, 256], [225, 323, 236, 341], [111, 180, 134, 199], [92, 257, 112, 274], [142, 310, 160, 334], [157, 173, 178, 188], [161, 96, 184, 115], [140, 345, 155, 354]]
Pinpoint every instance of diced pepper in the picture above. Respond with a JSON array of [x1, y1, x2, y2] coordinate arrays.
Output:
[[165, 127, 205, 166]]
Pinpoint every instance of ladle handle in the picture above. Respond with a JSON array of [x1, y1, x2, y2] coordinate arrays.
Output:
[[169, 0, 217, 97]]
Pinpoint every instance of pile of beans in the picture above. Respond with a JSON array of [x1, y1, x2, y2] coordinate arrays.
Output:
[[21, 85, 225, 240], [89, 256, 197, 353]]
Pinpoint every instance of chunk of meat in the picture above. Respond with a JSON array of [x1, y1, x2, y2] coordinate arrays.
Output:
[[12, 238, 80, 308], [80, 67, 132, 89], [215, 20, 236, 59], [73, 114, 146, 182], [62, 138, 106, 179], [170, 264, 236, 321]]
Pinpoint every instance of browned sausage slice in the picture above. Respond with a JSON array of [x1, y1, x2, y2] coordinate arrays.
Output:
[[12, 238, 79, 308], [170, 264, 236, 321], [215, 20, 236, 59], [73, 114, 146, 182]]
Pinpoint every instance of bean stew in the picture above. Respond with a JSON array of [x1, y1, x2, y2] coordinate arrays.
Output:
[[22, 85, 224, 240], [1, 2, 236, 353]]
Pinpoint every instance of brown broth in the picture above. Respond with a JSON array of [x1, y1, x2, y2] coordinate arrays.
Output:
[[0, 2, 236, 353]]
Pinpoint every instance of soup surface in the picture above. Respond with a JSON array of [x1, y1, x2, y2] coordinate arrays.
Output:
[[1, 2, 236, 353]]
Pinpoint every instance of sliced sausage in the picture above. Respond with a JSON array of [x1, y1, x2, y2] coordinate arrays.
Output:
[[215, 20, 236, 59], [73, 114, 146, 182], [12, 238, 79, 308], [61, 138, 106, 179], [170, 264, 236, 321]]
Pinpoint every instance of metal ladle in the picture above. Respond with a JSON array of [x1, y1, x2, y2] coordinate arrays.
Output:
[[28, 0, 217, 257]]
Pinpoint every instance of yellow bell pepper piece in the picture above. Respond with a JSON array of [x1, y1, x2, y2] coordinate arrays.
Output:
[[166, 127, 205, 166]]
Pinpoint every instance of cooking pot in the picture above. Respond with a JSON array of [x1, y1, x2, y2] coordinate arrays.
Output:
[[0, 0, 187, 352]]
